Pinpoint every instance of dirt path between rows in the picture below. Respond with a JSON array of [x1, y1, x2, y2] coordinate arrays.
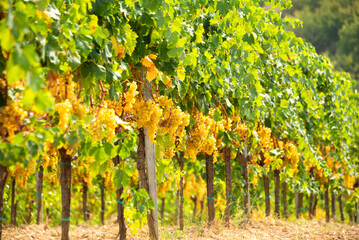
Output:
[[3, 218, 359, 239]]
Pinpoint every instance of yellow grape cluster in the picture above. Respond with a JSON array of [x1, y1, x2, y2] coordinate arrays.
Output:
[[54, 99, 73, 130], [124, 82, 138, 112], [103, 169, 115, 193], [71, 97, 87, 119], [71, 156, 94, 186], [284, 142, 300, 170], [131, 97, 162, 142], [184, 112, 211, 161], [0, 77, 24, 90], [54, 98, 87, 130], [48, 72, 76, 101], [51, 73, 87, 130], [129, 169, 139, 188], [191, 175, 207, 206], [8, 160, 36, 188], [42, 144, 60, 185], [0, 100, 27, 139], [157, 96, 190, 159], [89, 104, 117, 142], [106, 82, 138, 117], [0, 78, 5, 95], [158, 178, 172, 198], [314, 168, 328, 185], [159, 100, 190, 142], [183, 174, 206, 200], [257, 124, 272, 149], [201, 113, 219, 156], [263, 151, 274, 167], [163, 148, 175, 160], [42, 143, 59, 169], [344, 174, 355, 189]]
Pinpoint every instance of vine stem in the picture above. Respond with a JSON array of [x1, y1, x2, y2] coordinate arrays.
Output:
[[96, 80, 106, 118], [216, 100, 228, 120]]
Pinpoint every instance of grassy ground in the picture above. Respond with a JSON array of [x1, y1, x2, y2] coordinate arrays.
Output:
[[3, 218, 359, 240]]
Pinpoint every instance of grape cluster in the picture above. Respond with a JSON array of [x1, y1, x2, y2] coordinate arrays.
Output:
[[0, 100, 27, 138], [54, 99, 73, 130], [184, 113, 209, 161], [51, 73, 88, 130], [123, 82, 138, 112], [89, 104, 117, 142], [284, 142, 299, 170], [132, 98, 162, 142], [257, 124, 272, 149]]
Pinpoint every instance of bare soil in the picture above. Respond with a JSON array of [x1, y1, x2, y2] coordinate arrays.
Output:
[[3, 218, 359, 240]]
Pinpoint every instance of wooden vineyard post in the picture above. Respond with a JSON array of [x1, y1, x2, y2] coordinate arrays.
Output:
[[224, 146, 232, 226], [143, 78, 159, 239], [59, 148, 72, 240], [205, 154, 215, 225], [0, 165, 8, 240], [137, 128, 158, 239], [36, 166, 44, 224]]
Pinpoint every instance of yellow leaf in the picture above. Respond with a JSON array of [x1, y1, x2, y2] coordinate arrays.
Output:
[[110, 36, 125, 58], [141, 56, 154, 68], [146, 65, 158, 81], [148, 54, 157, 60]]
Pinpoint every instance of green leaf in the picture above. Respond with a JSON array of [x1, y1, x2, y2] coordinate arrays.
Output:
[[213, 110, 221, 122], [222, 132, 231, 146]]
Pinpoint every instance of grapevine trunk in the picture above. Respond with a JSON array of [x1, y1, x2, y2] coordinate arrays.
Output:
[[100, 178, 105, 225], [116, 186, 126, 240], [82, 181, 89, 221], [224, 147, 232, 225], [240, 151, 250, 215], [274, 170, 280, 218], [0, 165, 8, 240], [36, 166, 44, 224], [338, 194, 344, 222], [282, 182, 288, 219], [206, 154, 215, 225], [263, 174, 270, 217], [324, 188, 330, 223], [331, 191, 336, 221], [59, 147, 72, 240], [175, 152, 184, 230], [10, 178, 16, 226]]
